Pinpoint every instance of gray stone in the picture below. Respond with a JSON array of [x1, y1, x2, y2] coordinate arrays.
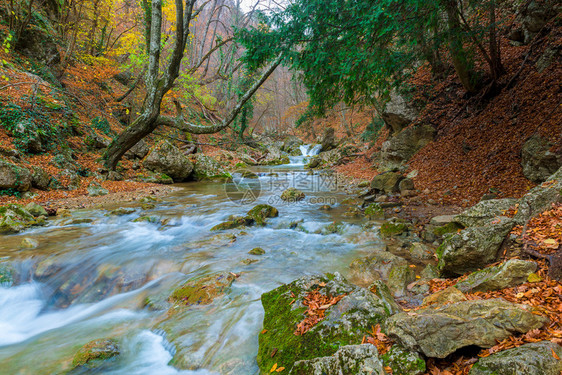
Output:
[[437, 218, 515, 276], [86, 132, 111, 149], [514, 166, 562, 222], [381, 91, 419, 134], [518, 0, 559, 44], [87, 182, 109, 197], [24, 202, 47, 217], [350, 252, 408, 286], [455, 259, 537, 293], [422, 286, 467, 306], [429, 215, 457, 226], [371, 172, 404, 193], [376, 125, 435, 171], [192, 154, 229, 180], [320, 127, 337, 151], [409, 242, 434, 260], [381, 345, 426, 375], [387, 298, 548, 358], [454, 198, 516, 227], [125, 139, 149, 159], [31, 166, 51, 190], [291, 345, 385, 375], [521, 134, 561, 183], [71, 338, 120, 369], [399, 178, 414, 192], [469, 341, 562, 375], [143, 140, 193, 181], [0, 158, 32, 191], [387, 265, 416, 298]]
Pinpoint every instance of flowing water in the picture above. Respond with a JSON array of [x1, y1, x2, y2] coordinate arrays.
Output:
[[0, 149, 385, 374]]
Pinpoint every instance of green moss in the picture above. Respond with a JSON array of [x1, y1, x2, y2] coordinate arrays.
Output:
[[169, 272, 235, 306], [210, 216, 252, 231], [71, 339, 119, 369], [364, 203, 384, 219], [249, 247, 266, 255], [280, 188, 305, 202], [246, 204, 279, 226], [433, 222, 464, 237], [381, 345, 426, 375], [132, 216, 160, 224], [380, 221, 408, 237]]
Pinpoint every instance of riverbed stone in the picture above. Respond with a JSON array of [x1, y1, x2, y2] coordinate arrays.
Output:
[[0, 262, 15, 286], [437, 218, 515, 276], [370, 172, 403, 194], [387, 265, 416, 298], [169, 271, 236, 306], [71, 338, 120, 370], [455, 259, 537, 293], [380, 220, 409, 238], [210, 216, 253, 231], [87, 182, 109, 197], [291, 344, 385, 375], [24, 202, 47, 217], [20, 237, 39, 249], [107, 207, 136, 216], [409, 242, 434, 260], [191, 154, 230, 181], [386, 298, 548, 358], [364, 203, 384, 219], [257, 273, 400, 374], [469, 341, 562, 375], [454, 198, 516, 227], [422, 286, 467, 306], [381, 345, 426, 375], [350, 252, 408, 286], [281, 187, 305, 202], [0, 204, 42, 234], [143, 140, 193, 182], [249, 247, 265, 255], [246, 204, 279, 225]]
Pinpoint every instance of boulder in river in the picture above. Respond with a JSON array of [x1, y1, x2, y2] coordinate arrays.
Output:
[[246, 204, 279, 225], [169, 271, 236, 306], [291, 344, 385, 375], [191, 154, 230, 181], [257, 273, 400, 374], [386, 298, 547, 358], [281, 187, 305, 202], [469, 340, 562, 375], [142, 140, 193, 182], [455, 259, 537, 293], [71, 338, 120, 370]]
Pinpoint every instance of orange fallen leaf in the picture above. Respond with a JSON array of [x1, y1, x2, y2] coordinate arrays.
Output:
[[270, 363, 277, 373]]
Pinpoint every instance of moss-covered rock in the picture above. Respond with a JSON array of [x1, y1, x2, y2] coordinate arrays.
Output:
[[249, 247, 265, 255], [257, 273, 400, 374], [107, 207, 136, 216], [0, 158, 32, 191], [71, 338, 120, 370], [24, 202, 48, 217], [191, 154, 230, 181], [169, 272, 236, 306], [291, 344, 384, 375], [87, 182, 109, 197], [210, 216, 253, 231], [381, 345, 425, 375], [387, 265, 416, 298], [380, 220, 409, 238], [469, 341, 562, 375], [318, 221, 345, 235], [246, 204, 279, 226], [132, 215, 161, 224], [280, 187, 305, 202], [364, 203, 384, 220], [0, 204, 43, 234], [454, 198, 516, 227], [349, 252, 408, 287], [432, 222, 464, 237]]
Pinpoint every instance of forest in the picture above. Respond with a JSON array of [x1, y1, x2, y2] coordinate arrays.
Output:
[[0, 0, 560, 374]]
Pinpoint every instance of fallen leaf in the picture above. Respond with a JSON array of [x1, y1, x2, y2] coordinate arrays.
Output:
[[276, 367, 285, 372], [270, 363, 277, 373], [261, 329, 268, 334], [551, 348, 560, 360], [527, 273, 542, 283]]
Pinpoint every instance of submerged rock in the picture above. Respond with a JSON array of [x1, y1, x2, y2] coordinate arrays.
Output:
[[291, 344, 385, 375], [71, 338, 120, 370], [387, 298, 547, 358], [281, 187, 305, 202], [364, 203, 384, 220], [107, 207, 136, 216], [0, 262, 15, 286], [257, 273, 400, 374], [469, 341, 562, 375], [169, 272, 236, 306], [455, 259, 537, 293]]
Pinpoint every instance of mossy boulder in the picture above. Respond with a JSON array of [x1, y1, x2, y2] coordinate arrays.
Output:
[[349, 252, 408, 287], [249, 247, 265, 255], [71, 338, 120, 370], [291, 344, 385, 375], [469, 341, 562, 375], [319, 221, 346, 235], [191, 154, 230, 181], [169, 272, 236, 306], [132, 215, 161, 224], [432, 222, 464, 237], [281, 187, 305, 202], [143, 140, 193, 182], [370, 172, 403, 194], [387, 265, 416, 298], [107, 207, 136, 216], [246, 204, 279, 225], [381, 345, 425, 375], [24, 202, 48, 217], [380, 220, 409, 238], [0, 204, 43, 234], [0, 158, 32, 191], [257, 273, 400, 374], [455, 259, 537, 293], [210, 216, 253, 231], [364, 203, 384, 220], [454, 198, 516, 227], [87, 182, 109, 197]]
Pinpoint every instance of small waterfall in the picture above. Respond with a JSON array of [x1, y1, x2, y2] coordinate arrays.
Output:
[[299, 144, 322, 157]]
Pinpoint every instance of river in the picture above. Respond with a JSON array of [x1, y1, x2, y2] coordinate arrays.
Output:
[[0, 151, 386, 374]]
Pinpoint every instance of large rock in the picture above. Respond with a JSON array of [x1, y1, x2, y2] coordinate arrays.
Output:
[[125, 139, 150, 159], [469, 341, 562, 375], [454, 198, 517, 227], [0, 204, 43, 234], [521, 134, 561, 183], [455, 259, 537, 293], [281, 135, 304, 156], [518, 0, 559, 44], [257, 273, 400, 374], [514, 166, 562, 222], [15, 27, 60, 66], [370, 172, 403, 193], [31, 166, 51, 190], [246, 204, 278, 225], [12, 120, 43, 153], [376, 125, 435, 171], [349, 252, 408, 287], [387, 298, 548, 358], [281, 187, 305, 201], [0, 158, 32, 191], [191, 154, 229, 180], [71, 338, 120, 370], [380, 345, 426, 375], [381, 91, 419, 134], [168, 271, 236, 306], [291, 345, 385, 375], [387, 265, 416, 298], [143, 140, 193, 181], [320, 127, 337, 151], [437, 218, 515, 276]]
